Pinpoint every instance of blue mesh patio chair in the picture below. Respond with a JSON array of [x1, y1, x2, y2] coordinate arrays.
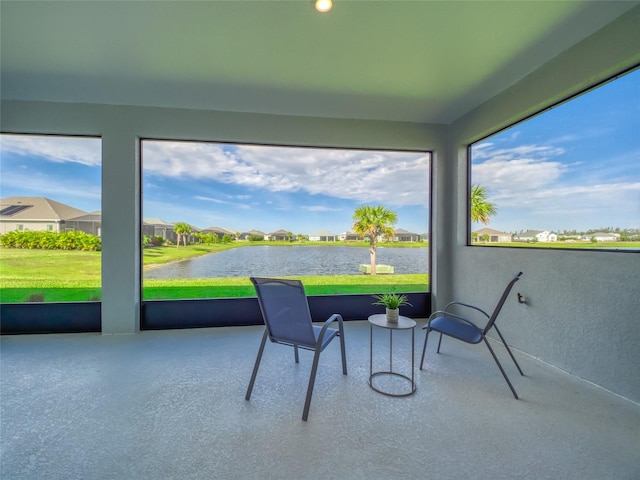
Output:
[[245, 277, 347, 421], [419, 272, 524, 398]]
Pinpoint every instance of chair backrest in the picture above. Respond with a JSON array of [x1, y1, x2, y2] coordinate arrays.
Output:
[[483, 272, 523, 334], [250, 277, 317, 348]]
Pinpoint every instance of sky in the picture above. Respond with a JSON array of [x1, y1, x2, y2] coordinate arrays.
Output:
[[141, 142, 429, 234], [1, 69, 638, 235], [471, 67, 639, 233]]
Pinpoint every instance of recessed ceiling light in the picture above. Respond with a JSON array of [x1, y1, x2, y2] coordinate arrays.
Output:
[[314, 0, 333, 13]]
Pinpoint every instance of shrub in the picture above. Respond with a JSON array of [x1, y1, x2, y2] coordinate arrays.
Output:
[[152, 236, 165, 246], [0, 230, 101, 251]]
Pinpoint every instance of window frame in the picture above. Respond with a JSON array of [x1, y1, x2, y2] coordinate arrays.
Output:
[[139, 137, 433, 304], [467, 65, 640, 253]]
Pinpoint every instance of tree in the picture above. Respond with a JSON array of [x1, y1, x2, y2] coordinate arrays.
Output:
[[471, 184, 497, 225], [352, 205, 397, 276], [173, 222, 191, 248]]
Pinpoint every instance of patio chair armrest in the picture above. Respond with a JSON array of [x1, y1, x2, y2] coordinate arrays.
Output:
[[444, 302, 490, 319], [315, 313, 344, 346]]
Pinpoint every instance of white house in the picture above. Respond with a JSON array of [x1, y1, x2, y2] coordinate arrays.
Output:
[[308, 230, 337, 242], [582, 232, 620, 242], [0, 196, 87, 234], [514, 230, 557, 242]]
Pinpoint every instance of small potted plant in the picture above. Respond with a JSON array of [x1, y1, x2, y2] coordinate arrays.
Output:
[[372, 293, 412, 323]]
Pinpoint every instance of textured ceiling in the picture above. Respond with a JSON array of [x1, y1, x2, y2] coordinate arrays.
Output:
[[1, 1, 637, 123]]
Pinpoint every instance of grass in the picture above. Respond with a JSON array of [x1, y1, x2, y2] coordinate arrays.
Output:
[[4, 239, 636, 303], [0, 243, 428, 303], [472, 241, 640, 249], [142, 275, 428, 300]]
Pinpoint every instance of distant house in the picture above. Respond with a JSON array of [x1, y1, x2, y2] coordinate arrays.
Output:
[[473, 227, 513, 243], [309, 230, 337, 242], [338, 231, 362, 241], [268, 229, 292, 241], [0, 196, 88, 234], [513, 230, 557, 242], [202, 226, 235, 240], [66, 211, 102, 236], [392, 228, 421, 242], [240, 229, 267, 240], [143, 218, 176, 243], [582, 232, 620, 242]]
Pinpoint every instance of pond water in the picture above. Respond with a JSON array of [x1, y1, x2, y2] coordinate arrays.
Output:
[[144, 246, 429, 278]]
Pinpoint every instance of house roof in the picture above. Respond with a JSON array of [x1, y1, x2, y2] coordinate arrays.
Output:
[[394, 228, 419, 235], [203, 226, 235, 235], [474, 228, 510, 235], [0, 196, 87, 221], [1, 2, 635, 124], [269, 229, 290, 236], [310, 230, 335, 236], [143, 218, 173, 226], [68, 211, 102, 222]]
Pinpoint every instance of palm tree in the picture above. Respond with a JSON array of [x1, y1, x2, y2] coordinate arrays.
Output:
[[352, 205, 397, 275], [471, 184, 497, 225], [173, 222, 191, 248]]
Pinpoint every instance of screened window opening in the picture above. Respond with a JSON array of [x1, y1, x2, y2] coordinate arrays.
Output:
[[469, 68, 640, 251], [0, 134, 102, 303], [141, 141, 431, 301]]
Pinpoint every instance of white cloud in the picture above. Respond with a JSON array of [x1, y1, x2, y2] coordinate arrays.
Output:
[[472, 141, 640, 230], [142, 141, 429, 207], [474, 156, 566, 192], [302, 205, 343, 212], [472, 144, 564, 161], [194, 195, 234, 205], [0, 134, 101, 166]]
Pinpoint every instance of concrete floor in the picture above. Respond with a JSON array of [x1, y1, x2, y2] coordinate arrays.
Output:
[[1, 321, 639, 480]]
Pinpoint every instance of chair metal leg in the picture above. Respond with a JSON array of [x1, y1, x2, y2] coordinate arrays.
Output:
[[294, 345, 299, 363], [436, 333, 443, 353], [420, 327, 431, 370], [302, 348, 322, 421], [483, 336, 519, 399], [493, 325, 524, 376], [338, 327, 347, 375], [245, 329, 269, 401]]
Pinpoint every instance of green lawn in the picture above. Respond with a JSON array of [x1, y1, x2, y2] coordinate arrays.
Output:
[[472, 241, 640, 249], [0, 243, 428, 303], [4, 240, 636, 303]]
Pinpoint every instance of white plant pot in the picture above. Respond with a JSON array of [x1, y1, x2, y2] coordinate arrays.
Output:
[[386, 308, 399, 323]]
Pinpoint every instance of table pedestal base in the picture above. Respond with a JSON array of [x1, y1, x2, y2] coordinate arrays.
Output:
[[369, 371, 416, 397]]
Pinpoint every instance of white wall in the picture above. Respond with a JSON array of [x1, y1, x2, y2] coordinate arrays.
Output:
[[445, 7, 640, 403]]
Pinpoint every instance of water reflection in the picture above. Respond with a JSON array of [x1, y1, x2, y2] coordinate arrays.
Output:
[[145, 246, 428, 278]]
